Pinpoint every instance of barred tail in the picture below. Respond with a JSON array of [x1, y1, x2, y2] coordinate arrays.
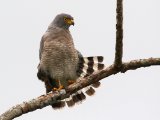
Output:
[[66, 90, 86, 107], [77, 56, 105, 77], [51, 101, 66, 109], [54, 56, 105, 109]]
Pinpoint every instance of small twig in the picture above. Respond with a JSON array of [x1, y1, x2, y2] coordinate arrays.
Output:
[[121, 57, 160, 72], [1, 57, 160, 120], [114, 0, 123, 68]]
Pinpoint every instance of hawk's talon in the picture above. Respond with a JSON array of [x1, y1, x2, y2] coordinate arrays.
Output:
[[53, 87, 58, 91], [52, 85, 64, 91]]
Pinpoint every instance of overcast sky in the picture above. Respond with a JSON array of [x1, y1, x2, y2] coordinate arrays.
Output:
[[0, 0, 160, 120]]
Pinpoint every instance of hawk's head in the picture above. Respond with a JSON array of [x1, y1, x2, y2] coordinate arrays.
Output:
[[53, 13, 74, 29]]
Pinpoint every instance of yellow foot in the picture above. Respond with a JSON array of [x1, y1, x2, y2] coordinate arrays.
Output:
[[52, 85, 64, 91], [68, 80, 75, 85]]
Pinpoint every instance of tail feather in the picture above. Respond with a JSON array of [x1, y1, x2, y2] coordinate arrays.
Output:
[[92, 82, 101, 88], [65, 91, 86, 107], [84, 87, 95, 96], [51, 101, 66, 109], [76, 91, 86, 101], [77, 56, 105, 97], [66, 96, 75, 107], [86, 63, 105, 72], [83, 56, 104, 64], [77, 56, 105, 77], [72, 91, 86, 103], [72, 94, 80, 103], [52, 92, 86, 109]]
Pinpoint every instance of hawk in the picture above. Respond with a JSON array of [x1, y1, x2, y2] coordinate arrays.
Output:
[[37, 13, 105, 109]]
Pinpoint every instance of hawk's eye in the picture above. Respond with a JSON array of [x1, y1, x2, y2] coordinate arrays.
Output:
[[64, 17, 68, 21]]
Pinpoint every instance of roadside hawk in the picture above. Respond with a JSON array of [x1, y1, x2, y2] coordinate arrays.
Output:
[[37, 13, 105, 109]]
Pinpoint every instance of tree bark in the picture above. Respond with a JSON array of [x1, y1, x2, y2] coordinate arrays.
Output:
[[114, 0, 123, 68]]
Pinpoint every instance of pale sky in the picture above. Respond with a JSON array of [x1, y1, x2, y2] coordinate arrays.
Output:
[[0, 0, 160, 120]]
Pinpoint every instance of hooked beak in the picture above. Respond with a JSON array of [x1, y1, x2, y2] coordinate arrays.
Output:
[[67, 19, 74, 26], [71, 19, 74, 26]]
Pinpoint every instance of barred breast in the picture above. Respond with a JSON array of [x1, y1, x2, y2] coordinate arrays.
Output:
[[40, 27, 78, 87]]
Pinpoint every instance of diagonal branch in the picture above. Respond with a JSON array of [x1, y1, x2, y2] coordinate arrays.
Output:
[[1, 57, 160, 120], [114, 0, 123, 68]]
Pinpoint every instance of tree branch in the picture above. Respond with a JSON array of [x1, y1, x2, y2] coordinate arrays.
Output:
[[1, 57, 160, 120], [114, 0, 123, 68]]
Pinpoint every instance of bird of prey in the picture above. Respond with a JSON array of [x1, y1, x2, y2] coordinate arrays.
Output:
[[37, 13, 105, 109]]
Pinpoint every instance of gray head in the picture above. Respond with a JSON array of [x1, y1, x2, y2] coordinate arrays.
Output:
[[52, 13, 74, 29]]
